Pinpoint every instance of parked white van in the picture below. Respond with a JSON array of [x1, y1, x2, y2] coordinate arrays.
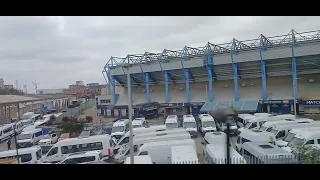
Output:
[[282, 128, 320, 153], [241, 142, 295, 164], [0, 123, 14, 142], [236, 129, 276, 152], [136, 139, 196, 164], [0, 146, 43, 164], [114, 128, 189, 152], [111, 119, 129, 139], [260, 118, 313, 131], [17, 128, 44, 148], [114, 125, 166, 145], [14, 121, 24, 134], [267, 122, 320, 143], [277, 126, 320, 148], [43, 134, 114, 163], [132, 118, 147, 129], [237, 114, 254, 127], [114, 133, 191, 163], [239, 116, 291, 131], [204, 144, 246, 164], [182, 115, 198, 137], [171, 145, 198, 164], [124, 155, 153, 164], [20, 119, 35, 127], [203, 132, 234, 149], [198, 114, 216, 136], [165, 115, 179, 129]]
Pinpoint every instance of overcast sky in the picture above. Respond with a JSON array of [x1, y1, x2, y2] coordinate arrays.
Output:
[[1, 16, 320, 92]]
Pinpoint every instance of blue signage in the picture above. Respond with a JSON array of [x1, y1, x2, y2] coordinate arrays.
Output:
[[303, 100, 320, 106]]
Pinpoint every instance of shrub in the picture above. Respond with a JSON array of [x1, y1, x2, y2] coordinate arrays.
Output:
[[85, 116, 93, 123], [296, 144, 320, 164]]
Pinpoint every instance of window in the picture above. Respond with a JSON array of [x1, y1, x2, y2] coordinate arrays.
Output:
[[61, 158, 79, 164], [318, 139, 320, 144], [62, 142, 103, 154], [62, 145, 79, 154], [0, 131, 2, 136], [237, 137, 241, 144], [47, 147, 58, 156], [237, 118, 244, 124], [100, 99, 111, 104], [139, 151, 148, 156], [35, 131, 43, 137], [80, 156, 96, 163], [249, 122, 257, 129], [243, 149, 251, 156], [120, 137, 129, 145], [125, 123, 129, 131], [36, 150, 42, 160], [276, 130, 285, 139], [305, 140, 314, 145], [134, 145, 138, 152], [20, 154, 32, 163], [258, 121, 264, 127], [204, 140, 209, 146], [52, 134, 57, 137], [241, 137, 251, 144], [3, 127, 13, 134]]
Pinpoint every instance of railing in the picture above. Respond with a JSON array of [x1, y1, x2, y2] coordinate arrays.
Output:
[[147, 155, 313, 164]]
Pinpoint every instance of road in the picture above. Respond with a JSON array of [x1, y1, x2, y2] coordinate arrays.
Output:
[[0, 136, 17, 152]]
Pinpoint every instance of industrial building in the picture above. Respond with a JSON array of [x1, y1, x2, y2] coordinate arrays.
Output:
[[0, 95, 71, 123], [100, 29, 320, 117]]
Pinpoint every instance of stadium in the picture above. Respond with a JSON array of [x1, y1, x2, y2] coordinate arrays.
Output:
[[100, 29, 320, 118]]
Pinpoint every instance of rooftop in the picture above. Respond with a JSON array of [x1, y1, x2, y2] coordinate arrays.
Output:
[[0, 95, 41, 104]]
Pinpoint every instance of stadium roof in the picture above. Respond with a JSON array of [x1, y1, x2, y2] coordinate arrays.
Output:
[[105, 29, 320, 67], [200, 101, 259, 112]]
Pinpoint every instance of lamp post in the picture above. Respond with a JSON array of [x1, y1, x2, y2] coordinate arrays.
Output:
[[124, 64, 134, 164], [205, 85, 208, 100], [209, 106, 236, 164], [293, 78, 301, 119]]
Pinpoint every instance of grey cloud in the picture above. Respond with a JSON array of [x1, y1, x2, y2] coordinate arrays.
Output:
[[1, 16, 320, 92]]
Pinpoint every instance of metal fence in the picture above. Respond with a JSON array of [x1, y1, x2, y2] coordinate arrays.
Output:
[[152, 155, 306, 164], [62, 99, 95, 118]]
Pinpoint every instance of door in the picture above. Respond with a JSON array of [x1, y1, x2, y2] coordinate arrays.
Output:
[[191, 106, 201, 115], [270, 104, 281, 114], [45, 147, 60, 163], [281, 104, 291, 114]]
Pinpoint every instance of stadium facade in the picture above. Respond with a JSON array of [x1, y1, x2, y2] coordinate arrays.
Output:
[[100, 29, 320, 117]]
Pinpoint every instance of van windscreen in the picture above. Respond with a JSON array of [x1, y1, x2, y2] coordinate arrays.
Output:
[[18, 134, 32, 140]]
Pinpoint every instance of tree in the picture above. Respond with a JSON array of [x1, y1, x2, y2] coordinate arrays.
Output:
[[58, 116, 84, 135], [85, 116, 93, 123], [296, 144, 320, 164]]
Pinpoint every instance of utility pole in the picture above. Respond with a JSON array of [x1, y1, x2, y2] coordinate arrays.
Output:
[[32, 81, 38, 95], [14, 103, 20, 164]]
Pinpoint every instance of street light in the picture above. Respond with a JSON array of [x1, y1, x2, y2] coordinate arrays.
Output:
[[209, 106, 236, 164], [123, 64, 134, 164]]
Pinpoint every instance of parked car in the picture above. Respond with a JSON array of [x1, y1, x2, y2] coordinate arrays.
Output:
[[58, 133, 71, 142], [38, 132, 58, 145]]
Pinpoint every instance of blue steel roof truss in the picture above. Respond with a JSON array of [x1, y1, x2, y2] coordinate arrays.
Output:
[[105, 30, 320, 81]]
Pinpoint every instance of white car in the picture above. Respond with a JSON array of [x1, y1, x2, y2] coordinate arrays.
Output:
[[59, 151, 103, 164], [38, 133, 58, 145]]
